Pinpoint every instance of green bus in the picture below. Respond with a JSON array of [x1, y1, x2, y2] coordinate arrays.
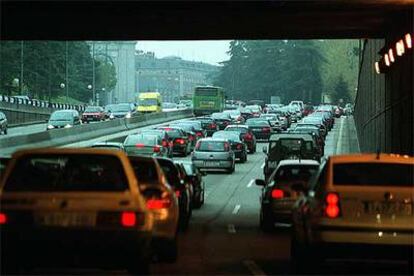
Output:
[[193, 86, 225, 116]]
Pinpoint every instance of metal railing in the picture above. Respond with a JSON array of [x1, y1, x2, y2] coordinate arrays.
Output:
[[0, 95, 86, 111]]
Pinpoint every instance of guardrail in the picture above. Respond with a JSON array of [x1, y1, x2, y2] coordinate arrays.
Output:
[[0, 95, 86, 111], [0, 109, 193, 157]]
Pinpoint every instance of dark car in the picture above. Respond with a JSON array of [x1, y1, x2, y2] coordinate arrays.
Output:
[[90, 142, 125, 152], [156, 157, 192, 231], [246, 118, 273, 141], [169, 123, 197, 151], [177, 120, 206, 139], [290, 126, 325, 155], [137, 129, 173, 158], [224, 125, 257, 153], [211, 112, 232, 130], [178, 161, 206, 209], [194, 116, 219, 136], [108, 103, 136, 119], [239, 108, 254, 121], [81, 106, 106, 123], [47, 109, 81, 130], [0, 111, 7, 135], [263, 133, 321, 181], [174, 163, 194, 211], [157, 126, 191, 156], [255, 160, 319, 232], [212, 131, 247, 163], [0, 157, 11, 180]]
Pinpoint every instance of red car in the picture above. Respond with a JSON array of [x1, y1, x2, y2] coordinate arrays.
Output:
[[81, 106, 106, 123]]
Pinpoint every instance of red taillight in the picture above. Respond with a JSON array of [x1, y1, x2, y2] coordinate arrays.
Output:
[[325, 192, 340, 218], [244, 133, 253, 140], [175, 190, 181, 197], [189, 135, 194, 141], [271, 189, 284, 199], [175, 138, 185, 145], [262, 127, 271, 132], [121, 212, 136, 227], [210, 123, 217, 129], [0, 213, 7, 224], [196, 131, 203, 137], [162, 140, 168, 147], [153, 146, 161, 153], [146, 198, 172, 209], [136, 143, 145, 148], [236, 144, 243, 150]]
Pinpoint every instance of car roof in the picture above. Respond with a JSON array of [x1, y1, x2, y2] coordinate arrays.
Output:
[[10, 147, 128, 159], [92, 142, 123, 147], [328, 153, 414, 164], [278, 159, 320, 167], [269, 133, 314, 141], [226, 125, 249, 128]]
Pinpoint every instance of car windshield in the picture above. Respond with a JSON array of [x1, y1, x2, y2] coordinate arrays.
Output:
[[3, 154, 128, 191], [212, 131, 241, 142], [246, 120, 269, 126], [111, 104, 131, 112], [273, 165, 319, 185], [124, 134, 158, 146], [197, 141, 228, 152], [129, 158, 159, 185], [334, 163, 413, 186], [160, 128, 182, 138], [84, 107, 101, 112], [50, 111, 73, 120]]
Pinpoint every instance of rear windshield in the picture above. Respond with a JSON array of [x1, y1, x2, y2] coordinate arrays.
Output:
[[246, 120, 269, 126], [161, 129, 182, 138], [226, 127, 248, 134], [124, 134, 158, 146], [4, 154, 128, 191], [197, 141, 228, 152], [334, 163, 413, 186], [129, 158, 159, 185], [274, 165, 319, 185]]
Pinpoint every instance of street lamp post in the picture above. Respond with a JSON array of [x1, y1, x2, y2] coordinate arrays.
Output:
[[87, 84, 93, 104]]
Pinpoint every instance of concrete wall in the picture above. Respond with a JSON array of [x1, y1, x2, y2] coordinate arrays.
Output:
[[354, 39, 413, 155]]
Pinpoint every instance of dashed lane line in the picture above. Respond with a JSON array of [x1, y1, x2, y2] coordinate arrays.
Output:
[[247, 179, 255, 188], [232, 204, 241, 214], [227, 224, 236, 234], [243, 260, 267, 276]]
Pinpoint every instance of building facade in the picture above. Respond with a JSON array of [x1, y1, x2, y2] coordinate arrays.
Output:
[[135, 51, 219, 102]]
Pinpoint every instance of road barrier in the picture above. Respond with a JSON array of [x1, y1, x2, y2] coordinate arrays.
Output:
[[0, 109, 193, 157]]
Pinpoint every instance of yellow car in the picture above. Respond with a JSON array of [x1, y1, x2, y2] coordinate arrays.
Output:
[[0, 148, 153, 274], [291, 153, 414, 272]]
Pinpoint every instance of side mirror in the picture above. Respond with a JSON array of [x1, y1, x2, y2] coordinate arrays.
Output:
[[255, 179, 266, 186], [262, 147, 267, 154]]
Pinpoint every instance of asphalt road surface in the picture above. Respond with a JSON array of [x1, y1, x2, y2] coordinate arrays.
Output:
[[17, 117, 412, 275]]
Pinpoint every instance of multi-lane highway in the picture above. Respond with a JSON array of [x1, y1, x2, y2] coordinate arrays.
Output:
[[22, 116, 412, 275]]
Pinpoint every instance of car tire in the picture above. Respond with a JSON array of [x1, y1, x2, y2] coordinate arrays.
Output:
[[259, 208, 274, 232], [157, 238, 178, 263], [241, 152, 247, 163], [3, 128, 7, 135]]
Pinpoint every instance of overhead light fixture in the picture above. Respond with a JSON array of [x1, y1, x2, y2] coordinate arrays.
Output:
[[405, 33, 412, 49], [388, 49, 395, 63], [384, 54, 390, 66], [396, 40, 405, 56], [374, 62, 380, 74]]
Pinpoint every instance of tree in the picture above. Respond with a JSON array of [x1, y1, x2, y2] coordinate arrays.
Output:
[[332, 74, 351, 105]]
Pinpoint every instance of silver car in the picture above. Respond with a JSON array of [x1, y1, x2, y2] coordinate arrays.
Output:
[[191, 138, 235, 174]]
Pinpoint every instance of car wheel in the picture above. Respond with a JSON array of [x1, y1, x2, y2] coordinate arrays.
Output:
[[228, 164, 235, 174], [193, 190, 204, 209], [3, 128, 7, 135], [241, 152, 247, 163], [157, 238, 178, 263], [259, 208, 274, 232]]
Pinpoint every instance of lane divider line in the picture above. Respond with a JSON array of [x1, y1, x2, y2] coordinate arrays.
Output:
[[243, 260, 267, 276], [247, 179, 255, 188], [227, 224, 236, 234], [336, 117, 345, 155], [260, 162, 265, 169], [232, 204, 241, 214]]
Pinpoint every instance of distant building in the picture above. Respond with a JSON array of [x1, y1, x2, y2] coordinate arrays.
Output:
[[89, 41, 136, 105], [135, 51, 219, 102]]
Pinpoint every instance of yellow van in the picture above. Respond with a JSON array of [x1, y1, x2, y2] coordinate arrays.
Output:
[[137, 92, 162, 113]]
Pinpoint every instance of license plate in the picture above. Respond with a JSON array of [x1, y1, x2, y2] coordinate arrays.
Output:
[[35, 212, 96, 227], [204, 161, 220, 167], [365, 202, 413, 216]]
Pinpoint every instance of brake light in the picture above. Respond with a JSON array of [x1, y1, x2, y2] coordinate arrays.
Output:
[[162, 140, 168, 147], [196, 131, 203, 137], [136, 143, 145, 148], [189, 135, 194, 141], [271, 189, 284, 199], [244, 133, 253, 140], [210, 123, 217, 129], [262, 127, 271, 132], [236, 144, 243, 150], [175, 138, 185, 145], [0, 213, 7, 224], [121, 212, 136, 227], [153, 145, 161, 153], [325, 192, 340, 218], [146, 198, 172, 209], [175, 190, 181, 197]]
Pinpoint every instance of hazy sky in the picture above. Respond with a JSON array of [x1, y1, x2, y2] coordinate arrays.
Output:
[[136, 41, 231, 65]]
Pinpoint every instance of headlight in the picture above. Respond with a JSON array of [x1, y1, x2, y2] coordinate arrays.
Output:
[[125, 112, 132, 119], [64, 124, 72, 128], [109, 114, 114, 119], [47, 124, 54, 129]]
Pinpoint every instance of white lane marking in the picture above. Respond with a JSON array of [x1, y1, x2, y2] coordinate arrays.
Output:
[[247, 179, 255, 188], [336, 117, 345, 154], [232, 204, 241, 214], [227, 224, 236, 233], [205, 191, 210, 199], [260, 162, 265, 169], [243, 260, 267, 276]]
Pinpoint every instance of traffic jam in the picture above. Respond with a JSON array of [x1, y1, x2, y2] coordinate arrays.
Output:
[[0, 100, 413, 275]]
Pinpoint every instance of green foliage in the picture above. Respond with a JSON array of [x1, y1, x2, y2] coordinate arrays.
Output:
[[332, 74, 351, 104], [0, 41, 117, 104], [214, 39, 359, 105]]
